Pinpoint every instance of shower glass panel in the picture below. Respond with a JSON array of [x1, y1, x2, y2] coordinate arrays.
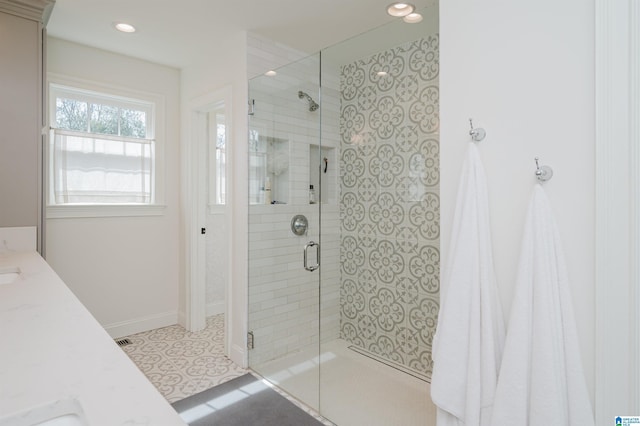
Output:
[[247, 53, 322, 410], [248, 4, 439, 424], [318, 7, 439, 425]]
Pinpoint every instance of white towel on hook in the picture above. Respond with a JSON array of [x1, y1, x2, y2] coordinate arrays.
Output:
[[490, 185, 594, 426], [431, 143, 505, 426]]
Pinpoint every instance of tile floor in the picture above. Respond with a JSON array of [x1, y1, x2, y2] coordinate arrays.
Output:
[[120, 314, 247, 403], [120, 314, 333, 425], [256, 339, 436, 426]]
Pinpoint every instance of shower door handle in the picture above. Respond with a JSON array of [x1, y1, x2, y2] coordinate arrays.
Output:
[[303, 241, 319, 272]]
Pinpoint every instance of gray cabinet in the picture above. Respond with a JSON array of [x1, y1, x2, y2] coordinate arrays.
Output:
[[0, 0, 54, 253]]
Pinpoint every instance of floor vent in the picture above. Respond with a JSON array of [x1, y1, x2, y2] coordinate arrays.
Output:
[[115, 338, 132, 347]]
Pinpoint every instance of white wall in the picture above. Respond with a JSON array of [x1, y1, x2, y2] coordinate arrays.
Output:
[[46, 38, 181, 338], [206, 211, 227, 316], [179, 30, 248, 366], [440, 0, 595, 403]]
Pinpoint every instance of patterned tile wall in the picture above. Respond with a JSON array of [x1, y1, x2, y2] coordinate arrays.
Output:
[[339, 35, 440, 377]]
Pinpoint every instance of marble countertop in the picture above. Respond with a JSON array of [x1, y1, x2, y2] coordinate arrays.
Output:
[[0, 251, 186, 425]]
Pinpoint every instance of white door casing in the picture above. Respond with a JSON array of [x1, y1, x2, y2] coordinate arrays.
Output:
[[595, 0, 640, 421]]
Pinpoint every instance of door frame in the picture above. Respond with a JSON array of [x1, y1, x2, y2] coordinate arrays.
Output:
[[184, 85, 233, 358], [595, 0, 640, 420]]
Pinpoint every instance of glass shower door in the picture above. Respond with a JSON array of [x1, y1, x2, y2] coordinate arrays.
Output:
[[318, 6, 440, 425], [247, 6, 440, 423], [247, 53, 322, 411]]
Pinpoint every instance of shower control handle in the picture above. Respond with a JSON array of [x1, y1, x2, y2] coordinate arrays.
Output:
[[303, 241, 319, 272]]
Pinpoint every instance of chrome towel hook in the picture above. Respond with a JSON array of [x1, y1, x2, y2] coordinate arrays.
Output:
[[469, 118, 486, 142], [535, 157, 553, 183]]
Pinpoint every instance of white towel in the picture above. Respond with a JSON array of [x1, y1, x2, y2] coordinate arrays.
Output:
[[431, 143, 505, 426], [490, 185, 594, 426]]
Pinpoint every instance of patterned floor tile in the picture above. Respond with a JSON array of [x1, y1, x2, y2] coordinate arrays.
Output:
[[198, 369, 247, 391], [118, 314, 331, 423], [120, 314, 247, 402], [126, 352, 167, 374], [144, 369, 193, 401]]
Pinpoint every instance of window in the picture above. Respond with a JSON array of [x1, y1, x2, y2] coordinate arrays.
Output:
[[210, 109, 226, 205], [49, 84, 157, 206], [191, 89, 230, 215]]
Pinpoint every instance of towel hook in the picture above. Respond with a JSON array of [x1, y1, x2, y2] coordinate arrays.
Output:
[[469, 118, 486, 142], [534, 157, 553, 183]]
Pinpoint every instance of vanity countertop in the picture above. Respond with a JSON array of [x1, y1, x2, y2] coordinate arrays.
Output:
[[0, 251, 186, 425]]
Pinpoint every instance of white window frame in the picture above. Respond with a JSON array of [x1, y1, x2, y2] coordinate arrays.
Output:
[[208, 106, 227, 210], [46, 74, 166, 218]]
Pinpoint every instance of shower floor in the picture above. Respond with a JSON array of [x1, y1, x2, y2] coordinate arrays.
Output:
[[254, 339, 437, 426]]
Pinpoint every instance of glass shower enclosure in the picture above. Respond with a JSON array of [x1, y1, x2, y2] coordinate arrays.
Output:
[[248, 5, 440, 424], [247, 51, 324, 408]]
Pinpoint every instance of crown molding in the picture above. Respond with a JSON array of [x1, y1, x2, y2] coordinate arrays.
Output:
[[0, 0, 55, 24]]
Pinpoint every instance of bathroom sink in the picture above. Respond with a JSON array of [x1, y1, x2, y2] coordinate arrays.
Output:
[[0, 266, 20, 284], [0, 399, 88, 426]]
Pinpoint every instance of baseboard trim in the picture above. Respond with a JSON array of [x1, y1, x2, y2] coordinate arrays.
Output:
[[104, 311, 178, 339], [230, 343, 247, 368], [177, 310, 186, 329], [206, 301, 225, 317]]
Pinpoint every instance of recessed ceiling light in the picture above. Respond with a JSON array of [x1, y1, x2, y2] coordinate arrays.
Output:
[[265, 70, 277, 77], [403, 12, 423, 23], [387, 2, 415, 17], [377, 71, 388, 76], [114, 22, 136, 33]]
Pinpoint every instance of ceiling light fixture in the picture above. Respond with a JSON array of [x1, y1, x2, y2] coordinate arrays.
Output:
[[114, 22, 136, 33], [403, 12, 423, 23], [265, 70, 277, 77], [377, 71, 388, 76], [387, 2, 415, 17]]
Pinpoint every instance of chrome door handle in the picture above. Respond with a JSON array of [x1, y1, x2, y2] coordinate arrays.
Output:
[[303, 241, 319, 272]]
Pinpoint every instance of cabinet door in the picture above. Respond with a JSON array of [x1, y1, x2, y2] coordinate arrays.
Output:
[[0, 11, 40, 227]]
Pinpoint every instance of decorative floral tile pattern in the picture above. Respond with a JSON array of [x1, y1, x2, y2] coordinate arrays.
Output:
[[339, 35, 440, 377], [120, 315, 333, 424], [120, 315, 247, 403]]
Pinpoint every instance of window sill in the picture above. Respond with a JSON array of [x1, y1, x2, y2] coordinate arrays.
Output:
[[46, 204, 167, 219]]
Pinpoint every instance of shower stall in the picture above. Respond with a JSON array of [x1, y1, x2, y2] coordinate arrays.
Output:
[[247, 5, 439, 424]]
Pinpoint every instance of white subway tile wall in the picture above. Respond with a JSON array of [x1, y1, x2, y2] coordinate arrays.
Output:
[[248, 34, 342, 366]]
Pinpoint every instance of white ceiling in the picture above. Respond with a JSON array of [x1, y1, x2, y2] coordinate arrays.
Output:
[[46, 0, 432, 69]]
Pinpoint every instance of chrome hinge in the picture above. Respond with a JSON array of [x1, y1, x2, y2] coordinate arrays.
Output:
[[248, 99, 255, 116], [247, 331, 255, 350]]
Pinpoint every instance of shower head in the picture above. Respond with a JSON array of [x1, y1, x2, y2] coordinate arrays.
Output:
[[298, 90, 319, 112]]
